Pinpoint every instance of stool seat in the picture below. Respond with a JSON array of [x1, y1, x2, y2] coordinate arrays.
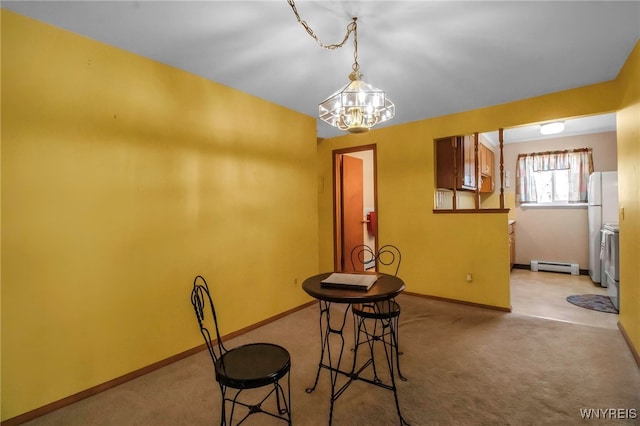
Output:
[[216, 343, 291, 389], [351, 300, 400, 319]]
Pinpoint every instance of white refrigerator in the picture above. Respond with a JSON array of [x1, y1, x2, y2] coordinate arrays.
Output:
[[587, 171, 618, 285]]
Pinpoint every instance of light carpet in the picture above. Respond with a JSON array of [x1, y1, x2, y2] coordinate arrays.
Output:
[[23, 294, 640, 426]]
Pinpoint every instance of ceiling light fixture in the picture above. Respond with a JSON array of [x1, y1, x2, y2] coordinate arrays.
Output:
[[288, 2, 395, 133], [540, 121, 565, 135]]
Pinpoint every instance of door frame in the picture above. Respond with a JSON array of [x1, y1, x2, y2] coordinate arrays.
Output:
[[333, 144, 378, 271]]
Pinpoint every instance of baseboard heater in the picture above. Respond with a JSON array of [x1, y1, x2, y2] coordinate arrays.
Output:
[[531, 260, 580, 275], [530, 260, 579, 275]]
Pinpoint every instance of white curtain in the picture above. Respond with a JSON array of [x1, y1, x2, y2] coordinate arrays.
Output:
[[516, 148, 593, 204]]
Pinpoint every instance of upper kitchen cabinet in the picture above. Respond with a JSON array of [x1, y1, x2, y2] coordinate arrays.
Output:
[[434, 130, 507, 212], [436, 135, 476, 191], [478, 137, 495, 193]]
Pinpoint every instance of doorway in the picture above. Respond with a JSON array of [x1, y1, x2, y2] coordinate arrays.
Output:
[[494, 112, 618, 315], [333, 145, 377, 272]]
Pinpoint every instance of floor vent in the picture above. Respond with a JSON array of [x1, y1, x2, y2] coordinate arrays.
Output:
[[531, 260, 579, 275]]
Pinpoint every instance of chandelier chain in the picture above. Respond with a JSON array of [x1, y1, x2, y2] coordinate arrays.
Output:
[[287, 0, 359, 72]]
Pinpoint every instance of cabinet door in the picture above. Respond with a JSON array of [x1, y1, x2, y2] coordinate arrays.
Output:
[[436, 137, 463, 190], [487, 149, 495, 192], [436, 136, 476, 191], [479, 144, 488, 175], [463, 135, 476, 189], [485, 148, 494, 178], [479, 143, 494, 177], [478, 143, 495, 193]]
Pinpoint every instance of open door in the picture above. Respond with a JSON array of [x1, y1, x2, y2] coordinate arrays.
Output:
[[333, 146, 377, 272], [342, 155, 364, 272]]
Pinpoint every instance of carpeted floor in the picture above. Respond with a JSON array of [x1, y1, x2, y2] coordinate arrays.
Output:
[[23, 294, 640, 426]]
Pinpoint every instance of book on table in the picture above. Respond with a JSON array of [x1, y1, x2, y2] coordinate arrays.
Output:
[[320, 273, 379, 291]]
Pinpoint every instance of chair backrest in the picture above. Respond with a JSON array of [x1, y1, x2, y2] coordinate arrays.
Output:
[[350, 244, 402, 276], [190, 275, 227, 365], [377, 244, 402, 276], [350, 244, 376, 272]]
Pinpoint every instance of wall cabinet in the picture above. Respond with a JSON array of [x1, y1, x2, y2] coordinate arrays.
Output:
[[508, 221, 516, 270], [478, 142, 495, 193], [436, 136, 476, 191]]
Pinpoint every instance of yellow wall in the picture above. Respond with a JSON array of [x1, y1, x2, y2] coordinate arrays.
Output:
[[317, 63, 623, 312], [1, 10, 319, 420], [2, 7, 639, 423], [319, 121, 512, 309], [615, 41, 640, 359]]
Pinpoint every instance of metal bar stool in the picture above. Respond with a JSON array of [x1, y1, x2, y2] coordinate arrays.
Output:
[[190, 275, 292, 425], [350, 245, 407, 382]]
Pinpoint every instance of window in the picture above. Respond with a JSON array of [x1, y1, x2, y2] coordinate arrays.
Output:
[[533, 169, 569, 203], [516, 148, 593, 205]]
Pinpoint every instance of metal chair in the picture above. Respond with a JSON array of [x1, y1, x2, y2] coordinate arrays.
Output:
[[190, 275, 292, 425], [350, 244, 407, 381]]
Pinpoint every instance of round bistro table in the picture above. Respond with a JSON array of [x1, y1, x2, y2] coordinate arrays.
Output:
[[302, 272, 408, 425]]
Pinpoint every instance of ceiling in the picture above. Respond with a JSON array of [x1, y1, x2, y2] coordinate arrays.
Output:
[[482, 112, 617, 146], [3, 1, 638, 140]]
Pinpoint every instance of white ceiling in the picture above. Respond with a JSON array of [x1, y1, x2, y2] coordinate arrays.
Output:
[[482, 112, 617, 146], [3, 1, 638, 139]]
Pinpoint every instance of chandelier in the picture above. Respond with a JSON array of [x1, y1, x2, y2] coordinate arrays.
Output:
[[288, 3, 395, 133]]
